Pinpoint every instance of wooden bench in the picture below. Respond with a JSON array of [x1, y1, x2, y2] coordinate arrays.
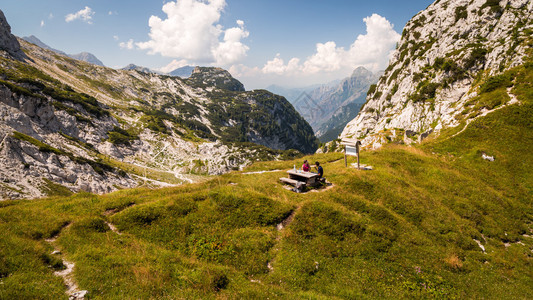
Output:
[[279, 177, 306, 188]]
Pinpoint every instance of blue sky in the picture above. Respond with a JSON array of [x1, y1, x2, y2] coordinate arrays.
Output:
[[2, 0, 433, 88]]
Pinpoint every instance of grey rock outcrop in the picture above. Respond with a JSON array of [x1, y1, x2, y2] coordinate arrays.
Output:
[[0, 9, 25, 60], [341, 0, 533, 148]]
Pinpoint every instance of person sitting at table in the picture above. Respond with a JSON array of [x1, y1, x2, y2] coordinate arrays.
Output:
[[314, 161, 324, 181], [302, 160, 310, 172]]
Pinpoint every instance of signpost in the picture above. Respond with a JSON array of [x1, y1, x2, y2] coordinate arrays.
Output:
[[341, 139, 362, 169]]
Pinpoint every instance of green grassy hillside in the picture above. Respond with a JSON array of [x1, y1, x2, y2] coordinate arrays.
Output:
[[0, 63, 532, 299]]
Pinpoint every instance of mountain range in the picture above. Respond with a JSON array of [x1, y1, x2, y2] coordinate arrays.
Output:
[[0, 11, 317, 199], [23, 35, 105, 67], [269, 67, 379, 142]]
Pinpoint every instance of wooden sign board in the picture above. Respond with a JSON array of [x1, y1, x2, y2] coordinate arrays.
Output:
[[342, 139, 361, 169], [345, 145, 358, 157]]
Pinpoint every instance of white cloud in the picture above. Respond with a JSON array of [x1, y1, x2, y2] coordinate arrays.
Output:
[[261, 14, 400, 77], [212, 20, 250, 65], [136, 0, 249, 66], [48, 13, 54, 19], [345, 14, 402, 71], [113, 35, 119, 41], [228, 64, 260, 78], [302, 41, 344, 74], [158, 59, 190, 73], [40, 20, 45, 27], [65, 6, 95, 24], [262, 54, 300, 75], [119, 39, 134, 50]]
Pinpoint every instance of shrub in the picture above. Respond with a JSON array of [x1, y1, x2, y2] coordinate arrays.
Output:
[[480, 0, 502, 14], [410, 81, 441, 103], [367, 84, 377, 96], [12, 132, 64, 155], [107, 126, 139, 145], [464, 47, 487, 69], [480, 74, 513, 93], [454, 6, 468, 22]]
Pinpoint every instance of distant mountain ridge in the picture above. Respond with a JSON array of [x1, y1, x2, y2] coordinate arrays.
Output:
[[121, 64, 156, 74], [169, 66, 195, 78], [270, 67, 379, 142], [22, 35, 104, 66]]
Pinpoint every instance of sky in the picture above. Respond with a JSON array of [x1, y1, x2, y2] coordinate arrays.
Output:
[[1, 0, 434, 89]]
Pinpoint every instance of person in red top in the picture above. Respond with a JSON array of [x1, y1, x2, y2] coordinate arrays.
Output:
[[302, 160, 310, 172]]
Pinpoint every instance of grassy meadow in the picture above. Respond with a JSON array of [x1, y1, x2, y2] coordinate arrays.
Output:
[[1, 62, 532, 299]]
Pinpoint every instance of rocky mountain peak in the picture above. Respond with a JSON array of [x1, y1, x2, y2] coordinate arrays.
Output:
[[121, 63, 154, 74], [169, 65, 195, 78], [69, 52, 104, 66], [351, 66, 374, 78], [341, 0, 532, 148], [0, 9, 25, 60], [188, 67, 245, 91], [22, 35, 67, 56]]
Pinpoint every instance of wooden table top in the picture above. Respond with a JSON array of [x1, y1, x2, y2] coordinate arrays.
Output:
[[287, 170, 320, 179]]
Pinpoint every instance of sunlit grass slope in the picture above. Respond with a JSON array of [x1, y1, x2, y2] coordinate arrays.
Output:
[[1, 63, 532, 299]]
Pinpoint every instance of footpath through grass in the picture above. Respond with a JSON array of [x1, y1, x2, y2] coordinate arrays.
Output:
[[0, 63, 532, 298]]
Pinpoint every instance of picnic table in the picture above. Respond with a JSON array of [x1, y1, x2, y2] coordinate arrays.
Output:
[[279, 169, 321, 191], [287, 170, 321, 185]]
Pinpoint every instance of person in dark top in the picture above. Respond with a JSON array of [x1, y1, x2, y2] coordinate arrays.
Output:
[[314, 161, 323, 178]]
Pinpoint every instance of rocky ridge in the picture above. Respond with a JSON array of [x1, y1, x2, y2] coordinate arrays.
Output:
[[22, 35, 104, 66], [341, 0, 533, 148]]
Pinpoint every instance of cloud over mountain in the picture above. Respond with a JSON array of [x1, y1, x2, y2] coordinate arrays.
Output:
[[136, 0, 249, 66], [262, 14, 400, 76]]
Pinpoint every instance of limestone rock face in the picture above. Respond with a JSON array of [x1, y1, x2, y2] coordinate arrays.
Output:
[[0, 10, 25, 60], [341, 0, 532, 148]]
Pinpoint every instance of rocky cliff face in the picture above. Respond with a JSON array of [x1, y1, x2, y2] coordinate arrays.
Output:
[[341, 0, 532, 148], [0, 11, 315, 199], [0, 10, 25, 60]]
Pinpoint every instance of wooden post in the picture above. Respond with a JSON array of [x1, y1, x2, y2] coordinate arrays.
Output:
[[344, 145, 347, 167], [356, 142, 360, 170]]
